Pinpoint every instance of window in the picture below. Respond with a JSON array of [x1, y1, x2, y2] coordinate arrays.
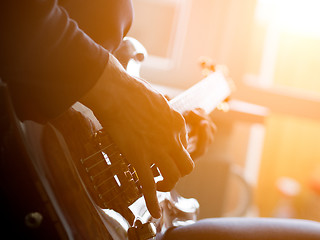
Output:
[[128, 0, 320, 220], [129, 0, 191, 69], [247, 0, 320, 93]]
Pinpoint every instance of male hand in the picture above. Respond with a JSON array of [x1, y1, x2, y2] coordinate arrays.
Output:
[[81, 53, 194, 218], [183, 108, 216, 160]]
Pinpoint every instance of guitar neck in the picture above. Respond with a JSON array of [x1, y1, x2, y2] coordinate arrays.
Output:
[[169, 70, 231, 114]]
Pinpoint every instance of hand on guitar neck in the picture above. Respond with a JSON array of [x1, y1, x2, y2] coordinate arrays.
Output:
[[81, 53, 194, 219], [163, 94, 216, 160], [184, 108, 216, 160]]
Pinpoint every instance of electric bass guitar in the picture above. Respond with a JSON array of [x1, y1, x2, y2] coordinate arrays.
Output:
[[0, 39, 232, 240]]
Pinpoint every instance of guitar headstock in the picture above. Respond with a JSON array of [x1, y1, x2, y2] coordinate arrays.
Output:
[[198, 56, 236, 112]]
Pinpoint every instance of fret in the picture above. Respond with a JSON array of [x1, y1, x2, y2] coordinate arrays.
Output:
[[170, 71, 231, 114]]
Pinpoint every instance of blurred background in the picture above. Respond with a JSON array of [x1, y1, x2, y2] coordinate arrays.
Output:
[[127, 0, 320, 221]]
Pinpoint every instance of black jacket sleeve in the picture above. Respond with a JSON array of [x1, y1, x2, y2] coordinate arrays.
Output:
[[0, 0, 133, 121]]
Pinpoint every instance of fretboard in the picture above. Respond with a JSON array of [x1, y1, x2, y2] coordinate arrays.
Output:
[[169, 70, 231, 114]]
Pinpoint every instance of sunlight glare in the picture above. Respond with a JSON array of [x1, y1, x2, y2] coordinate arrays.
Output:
[[256, 0, 320, 38]]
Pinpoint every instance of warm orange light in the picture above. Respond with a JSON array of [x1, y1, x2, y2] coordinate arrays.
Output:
[[256, 0, 320, 37]]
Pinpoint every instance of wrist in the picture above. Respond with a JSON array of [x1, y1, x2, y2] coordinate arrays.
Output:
[[80, 52, 156, 129], [80, 53, 129, 115]]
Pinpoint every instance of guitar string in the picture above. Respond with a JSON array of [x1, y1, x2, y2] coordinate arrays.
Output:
[[88, 161, 140, 207], [100, 175, 139, 198], [90, 155, 138, 190], [101, 177, 141, 207], [85, 150, 120, 172], [88, 152, 129, 180], [84, 73, 226, 178], [81, 142, 114, 163], [82, 134, 137, 182], [80, 138, 126, 180], [84, 150, 142, 206], [86, 73, 228, 208], [170, 73, 229, 114], [81, 133, 162, 207], [85, 158, 105, 171], [82, 144, 141, 199]]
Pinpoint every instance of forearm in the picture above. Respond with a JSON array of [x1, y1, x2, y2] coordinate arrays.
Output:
[[59, 0, 133, 52], [0, 0, 132, 121]]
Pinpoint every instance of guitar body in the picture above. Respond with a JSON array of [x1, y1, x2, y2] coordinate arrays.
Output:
[[1, 87, 118, 239], [1, 37, 230, 239], [0, 83, 201, 239], [0, 104, 66, 239]]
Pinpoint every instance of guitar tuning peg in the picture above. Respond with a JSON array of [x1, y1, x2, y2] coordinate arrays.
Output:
[[201, 68, 212, 77], [217, 101, 230, 112], [198, 56, 216, 76]]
